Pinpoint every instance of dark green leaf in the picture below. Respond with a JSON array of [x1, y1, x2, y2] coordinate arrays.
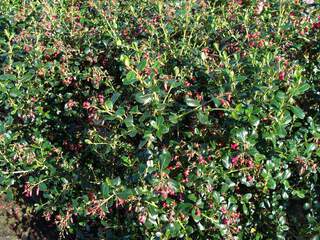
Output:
[[137, 59, 147, 71], [123, 71, 137, 85], [160, 150, 171, 171], [0, 74, 16, 81], [291, 106, 305, 119], [267, 178, 276, 190], [101, 183, 110, 197], [135, 93, 152, 105]]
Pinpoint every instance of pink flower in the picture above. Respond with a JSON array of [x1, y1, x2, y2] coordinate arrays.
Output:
[[183, 168, 190, 177], [221, 207, 227, 214], [312, 22, 320, 30], [43, 211, 52, 221], [184, 81, 192, 87], [196, 92, 203, 101], [66, 99, 76, 109], [175, 161, 182, 168], [232, 212, 240, 221], [62, 77, 73, 86], [231, 155, 239, 166], [195, 208, 201, 216], [167, 166, 174, 171], [222, 218, 229, 225], [115, 198, 126, 208], [55, 214, 62, 221], [247, 159, 254, 168], [198, 155, 207, 165], [82, 101, 91, 109], [275, 56, 282, 62], [23, 44, 32, 53], [249, 41, 255, 48], [23, 182, 32, 198], [97, 94, 104, 105], [258, 39, 265, 48], [231, 143, 239, 150], [162, 202, 168, 208], [279, 71, 285, 81], [138, 214, 147, 224], [156, 185, 175, 199]]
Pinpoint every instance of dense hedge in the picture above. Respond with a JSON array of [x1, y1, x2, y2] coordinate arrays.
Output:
[[0, 0, 319, 239]]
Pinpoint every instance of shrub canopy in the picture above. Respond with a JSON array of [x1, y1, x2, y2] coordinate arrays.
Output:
[[0, 0, 319, 239]]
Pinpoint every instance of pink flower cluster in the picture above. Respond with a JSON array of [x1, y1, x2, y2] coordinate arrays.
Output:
[[231, 155, 254, 168], [221, 206, 241, 231], [86, 192, 106, 220], [312, 18, 320, 30], [155, 185, 175, 199], [23, 182, 40, 198]]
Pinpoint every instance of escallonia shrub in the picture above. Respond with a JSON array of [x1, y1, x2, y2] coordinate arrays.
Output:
[[0, 0, 319, 239]]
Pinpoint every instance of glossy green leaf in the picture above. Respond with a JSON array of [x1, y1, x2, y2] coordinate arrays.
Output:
[[185, 97, 200, 107], [291, 106, 305, 119]]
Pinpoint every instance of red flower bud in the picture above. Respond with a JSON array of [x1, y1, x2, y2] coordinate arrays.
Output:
[[279, 71, 285, 81], [162, 202, 168, 208], [231, 143, 239, 150], [97, 95, 104, 105], [138, 214, 147, 224], [167, 166, 174, 171], [183, 168, 190, 177], [222, 218, 229, 225], [247, 160, 254, 168], [196, 208, 201, 216]]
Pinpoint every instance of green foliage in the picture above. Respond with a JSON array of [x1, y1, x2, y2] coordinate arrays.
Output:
[[0, 0, 319, 239]]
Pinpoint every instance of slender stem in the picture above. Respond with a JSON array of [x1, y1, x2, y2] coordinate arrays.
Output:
[[2, 170, 34, 175], [227, 167, 251, 174], [162, 85, 173, 104]]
